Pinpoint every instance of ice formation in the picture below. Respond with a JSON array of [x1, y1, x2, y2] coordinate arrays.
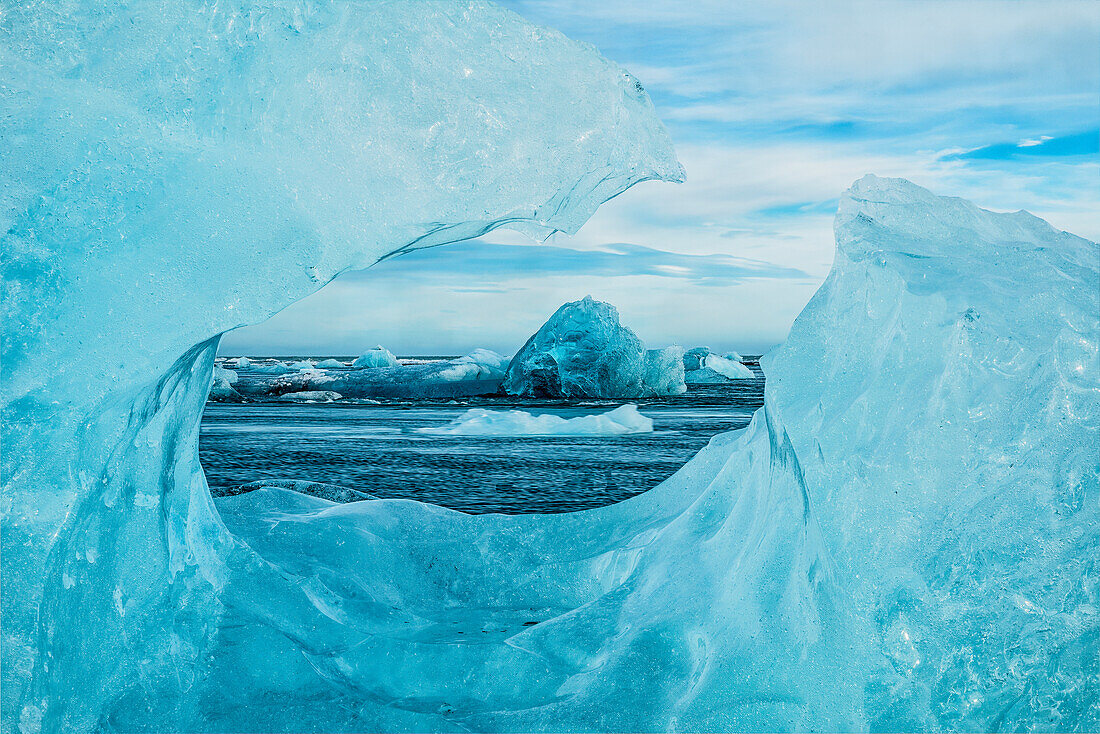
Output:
[[253, 363, 293, 375], [642, 346, 688, 396], [220, 480, 377, 504], [682, 346, 711, 371], [208, 365, 242, 402], [272, 390, 343, 402], [274, 353, 508, 399], [3, 0, 1097, 731], [352, 346, 400, 369], [417, 404, 653, 436], [314, 358, 345, 369], [682, 347, 753, 381], [702, 353, 754, 379], [503, 296, 687, 398], [1, 1, 683, 730], [231, 356, 251, 368]]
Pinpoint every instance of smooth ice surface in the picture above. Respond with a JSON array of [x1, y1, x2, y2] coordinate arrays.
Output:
[[352, 346, 400, 370], [314, 358, 345, 369], [503, 296, 687, 398], [703, 353, 754, 379], [1, 1, 682, 730], [417, 403, 653, 436]]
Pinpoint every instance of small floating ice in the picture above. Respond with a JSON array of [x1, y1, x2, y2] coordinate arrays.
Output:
[[315, 358, 346, 369], [417, 403, 653, 436], [272, 390, 343, 402]]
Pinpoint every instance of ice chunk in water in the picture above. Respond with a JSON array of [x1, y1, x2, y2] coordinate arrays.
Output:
[[703, 353, 753, 379], [503, 296, 686, 398], [682, 346, 711, 371], [643, 346, 688, 396], [231, 356, 251, 368], [253, 363, 292, 375], [314, 358, 345, 369], [209, 364, 241, 402], [272, 390, 342, 402], [417, 403, 653, 436], [352, 347, 399, 369]]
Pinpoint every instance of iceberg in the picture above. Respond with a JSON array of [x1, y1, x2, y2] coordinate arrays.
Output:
[[642, 346, 688, 396], [1, 1, 683, 730], [208, 365, 241, 402], [289, 359, 316, 371], [682, 346, 711, 371], [272, 390, 343, 403], [682, 347, 753, 380], [683, 348, 754, 382], [352, 346, 400, 369], [212, 364, 238, 385], [417, 403, 653, 436], [274, 354, 506, 400], [231, 356, 252, 368], [314, 358, 346, 369], [253, 363, 293, 375], [502, 296, 687, 398], [702, 353, 754, 379]]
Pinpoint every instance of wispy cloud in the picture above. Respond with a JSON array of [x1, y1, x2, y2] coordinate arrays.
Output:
[[943, 130, 1099, 162], [350, 239, 810, 286]]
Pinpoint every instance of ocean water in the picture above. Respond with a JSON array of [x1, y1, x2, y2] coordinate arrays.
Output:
[[200, 359, 764, 514]]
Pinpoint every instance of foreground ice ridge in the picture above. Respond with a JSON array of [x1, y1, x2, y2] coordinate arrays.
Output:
[[0, 1, 683, 731]]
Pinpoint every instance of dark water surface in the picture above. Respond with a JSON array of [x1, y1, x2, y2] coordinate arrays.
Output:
[[200, 367, 764, 514]]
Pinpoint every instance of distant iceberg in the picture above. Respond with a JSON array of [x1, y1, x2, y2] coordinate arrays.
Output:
[[275, 350, 509, 399], [314, 358, 345, 369], [208, 364, 241, 402], [352, 346, 399, 369], [252, 363, 292, 375], [682, 347, 754, 382], [272, 390, 342, 402], [503, 296, 686, 398], [417, 403, 653, 436]]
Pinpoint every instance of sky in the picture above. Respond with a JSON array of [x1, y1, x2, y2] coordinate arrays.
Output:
[[220, 0, 1100, 357]]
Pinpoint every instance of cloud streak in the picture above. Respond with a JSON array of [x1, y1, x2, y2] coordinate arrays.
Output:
[[352, 240, 811, 286]]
